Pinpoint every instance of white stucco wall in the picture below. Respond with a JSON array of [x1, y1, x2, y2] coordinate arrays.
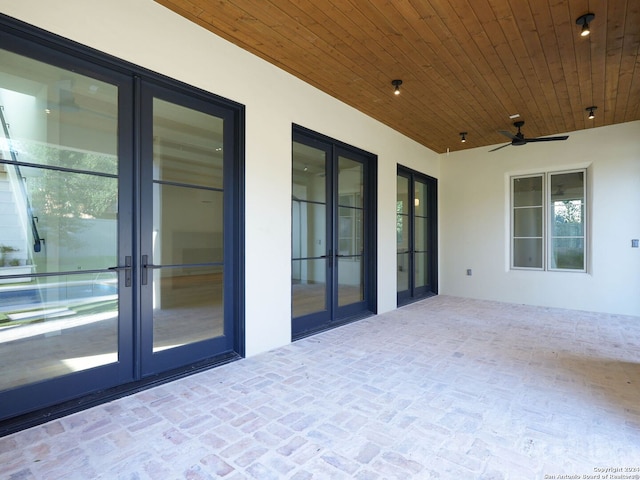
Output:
[[440, 121, 640, 316], [0, 0, 440, 356]]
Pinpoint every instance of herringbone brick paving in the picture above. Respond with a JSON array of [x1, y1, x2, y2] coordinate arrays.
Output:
[[1, 296, 639, 479]]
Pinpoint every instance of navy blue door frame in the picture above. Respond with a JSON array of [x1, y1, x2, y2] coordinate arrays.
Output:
[[396, 165, 438, 306], [291, 126, 377, 339]]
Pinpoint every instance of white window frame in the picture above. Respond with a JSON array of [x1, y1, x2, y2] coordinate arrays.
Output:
[[511, 169, 587, 272]]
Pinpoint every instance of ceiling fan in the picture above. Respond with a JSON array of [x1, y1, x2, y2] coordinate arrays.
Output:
[[489, 121, 569, 152]]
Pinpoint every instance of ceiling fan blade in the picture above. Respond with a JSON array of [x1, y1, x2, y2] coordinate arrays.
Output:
[[525, 135, 569, 143], [488, 143, 511, 152], [498, 130, 519, 141]]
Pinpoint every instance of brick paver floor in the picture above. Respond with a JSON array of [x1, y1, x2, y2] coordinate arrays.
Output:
[[2, 295, 639, 479]]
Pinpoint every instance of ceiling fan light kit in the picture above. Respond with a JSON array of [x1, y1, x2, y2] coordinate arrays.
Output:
[[576, 13, 595, 37]]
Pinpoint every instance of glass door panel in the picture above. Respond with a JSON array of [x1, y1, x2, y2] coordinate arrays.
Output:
[[396, 175, 410, 296], [414, 217, 428, 251], [337, 257, 363, 306], [338, 157, 363, 206], [291, 258, 327, 317], [0, 272, 119, 391], [141, 91, 229, 374], [152, 266, 224, 352], [296, 203, 327, 258], [150, 184, 224, 352], [414, 180, 428, 216], [414, 253, 429, 289], [336, 155, 364, 309], [0, 45, 131, 418], [292, 140, 329, 323], [414, 179, 430, 291]]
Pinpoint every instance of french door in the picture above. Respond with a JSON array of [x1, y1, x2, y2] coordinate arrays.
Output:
[[397, 166, 438, 304], [291, 127, 376, 338], [138, 82, 238, 375], [0, 22, 242, 424]]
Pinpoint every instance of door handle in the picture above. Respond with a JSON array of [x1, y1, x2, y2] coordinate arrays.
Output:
[[141, 255, 161, 285], [108, 255, 132, 287], [320, 251, 334, 267]]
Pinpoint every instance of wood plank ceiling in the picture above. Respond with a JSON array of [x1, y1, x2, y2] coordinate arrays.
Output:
[[155, 0, 640, 153]]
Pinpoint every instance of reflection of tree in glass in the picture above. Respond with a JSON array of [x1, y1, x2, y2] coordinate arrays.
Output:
[[554, 200, 583, 236], [27, 146, 117, 249], [396, 201, 404, 243], [553, 200, 584, 269]]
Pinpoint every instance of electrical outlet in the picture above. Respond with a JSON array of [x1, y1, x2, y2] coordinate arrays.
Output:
[[466, 269, 472, 276], [632, 239, 639, 248]]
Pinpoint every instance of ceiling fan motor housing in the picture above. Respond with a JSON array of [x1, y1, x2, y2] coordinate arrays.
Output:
[[512, 121, 526, 145]]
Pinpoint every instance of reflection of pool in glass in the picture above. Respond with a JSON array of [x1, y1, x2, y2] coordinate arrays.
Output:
[[0, 280, 117, 308], [0, 277, 119, 343], [0, 282, 119, 390]]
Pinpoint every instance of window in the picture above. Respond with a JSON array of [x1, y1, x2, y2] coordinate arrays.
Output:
[[511, 170, 586, 271]]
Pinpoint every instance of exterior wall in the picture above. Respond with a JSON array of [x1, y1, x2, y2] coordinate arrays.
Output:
[[2, 0, 636, 364], [0, 0, 440, 356], [440, 121, 640, 316]]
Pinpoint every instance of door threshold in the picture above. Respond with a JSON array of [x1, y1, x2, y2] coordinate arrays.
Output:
[[0, 351, 240, 438], [292, 311, 374, 342]]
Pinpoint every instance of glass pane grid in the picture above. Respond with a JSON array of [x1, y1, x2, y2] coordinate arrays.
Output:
[[511, 170, 586, 271], [153, 98, 224, 189], [414, 180, 428, 217], [292, 259, 327, 317], [397, 252, 409, 293], [292, 200, 327, 260], [513, 175, 543, 207]]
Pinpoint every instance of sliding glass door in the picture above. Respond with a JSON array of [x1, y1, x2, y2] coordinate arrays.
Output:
[[291, 127, 376, 338]]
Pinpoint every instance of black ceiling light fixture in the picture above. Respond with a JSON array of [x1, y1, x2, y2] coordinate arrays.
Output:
[[459, 132, 467, 143], [586, 106, 597, 119], [391, 79, 402, 95], [576, 13, 595, 37]]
